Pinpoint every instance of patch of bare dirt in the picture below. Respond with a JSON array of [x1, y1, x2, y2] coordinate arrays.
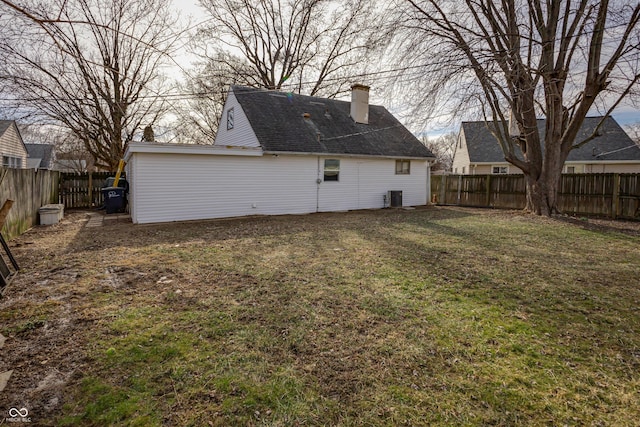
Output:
[[0, 211, 96, 425]]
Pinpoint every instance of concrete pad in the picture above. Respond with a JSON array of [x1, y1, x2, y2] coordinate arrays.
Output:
[[0, 370, 13, 392]]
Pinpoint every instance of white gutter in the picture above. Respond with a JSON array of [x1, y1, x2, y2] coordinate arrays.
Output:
[[124, 143, 263, 161]]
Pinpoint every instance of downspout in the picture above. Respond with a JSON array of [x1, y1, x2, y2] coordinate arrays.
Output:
[[426, 161, 432, 204], [316, 156, 321, 212]]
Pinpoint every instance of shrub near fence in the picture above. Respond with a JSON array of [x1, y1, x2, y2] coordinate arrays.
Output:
[[431, 173, 640, 220]]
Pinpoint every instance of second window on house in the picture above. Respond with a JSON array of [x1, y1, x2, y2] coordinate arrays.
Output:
[[395, 159, 410, 175], [323, 159, 340, 181], [492, 166, 508, 174]]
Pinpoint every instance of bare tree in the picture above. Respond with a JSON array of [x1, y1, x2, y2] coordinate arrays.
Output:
[[0, 0, 183, 171], [424, 132, 456, 173], [171, 53, 255, 144], [396, 0, 640, 215], [195, 0, 390, 98], [625, 122, 640, 145], [18, 123, 92, 172]]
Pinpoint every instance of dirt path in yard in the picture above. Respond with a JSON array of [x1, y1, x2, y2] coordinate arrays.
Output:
[[0, 210, 122, 425], [0, 206, 638, 425]]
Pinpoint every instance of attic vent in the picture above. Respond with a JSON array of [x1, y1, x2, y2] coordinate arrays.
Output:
[[303, 113, 311, 119]]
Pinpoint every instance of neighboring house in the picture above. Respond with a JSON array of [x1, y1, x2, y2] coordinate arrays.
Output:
[[452, 116, 640, 175], [25, 143, 55, 169], [125, 84, 435, 224], [0, 120, 28, 169]]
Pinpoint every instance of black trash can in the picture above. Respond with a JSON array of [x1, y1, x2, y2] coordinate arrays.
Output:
[[104, 177, 129, 192], [102, 187, 126, 214]]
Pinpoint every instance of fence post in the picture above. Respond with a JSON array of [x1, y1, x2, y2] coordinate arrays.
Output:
[[612, 173, 620, 219], [485, 174, 492, 207], [440, 175, 447, 205], [88, 173, 93, 208]]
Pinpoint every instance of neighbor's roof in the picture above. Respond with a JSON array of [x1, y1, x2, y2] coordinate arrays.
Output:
[[232, 85, 434, 159], [0, 119, 28, 153], [25, 143, 55, 169], [461, 116, 640, 163], [0, 120, 13, 137]]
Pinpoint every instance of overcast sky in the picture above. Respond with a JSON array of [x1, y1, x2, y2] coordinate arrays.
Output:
[[169, 0, 638, 134]]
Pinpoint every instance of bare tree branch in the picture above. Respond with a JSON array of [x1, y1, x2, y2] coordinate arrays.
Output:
[[395, 0, 640, 215], [196, 0, 390, 97], [0, 0, 184, 170]]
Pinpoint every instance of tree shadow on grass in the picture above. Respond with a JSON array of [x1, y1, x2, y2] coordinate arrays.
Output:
[[554, 215, 640, 238], [65, 205, 478, 253]]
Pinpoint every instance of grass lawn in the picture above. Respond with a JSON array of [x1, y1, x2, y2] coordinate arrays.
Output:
[[1, 206, 639, 426]]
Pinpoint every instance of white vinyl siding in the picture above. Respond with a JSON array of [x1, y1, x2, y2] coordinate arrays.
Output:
[[124, 155, 137, 222], [0, 123, 27, 169], [214, 91, 261, 148], [451, 129, 470, 175], [127, 150, 430, 224], [317, 158, 428, 212], [130, 153, 317, 224]]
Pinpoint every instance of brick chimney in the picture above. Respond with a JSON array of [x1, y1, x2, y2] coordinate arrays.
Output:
[[350, 84, 370, 124]]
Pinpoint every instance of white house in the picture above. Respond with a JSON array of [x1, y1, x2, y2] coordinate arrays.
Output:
[[452, 116, 640, 175], [124, 85, 435, 224], [0, 120, 28, 169]]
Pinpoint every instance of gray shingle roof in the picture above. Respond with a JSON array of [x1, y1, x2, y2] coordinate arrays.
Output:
[[0, 120, 14, 138], [25, 143, 55, 169], [232, 86, 434, 159], [0, 120, 29, 154], [461, 116, 640, 162]]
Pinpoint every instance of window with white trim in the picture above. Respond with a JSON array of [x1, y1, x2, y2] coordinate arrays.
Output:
[[2, 155, 22, 168], [492, 166, 508, 174], [565, 166, 575, 174], [323, 159, 340, 181], [395, 159, 410, 175]]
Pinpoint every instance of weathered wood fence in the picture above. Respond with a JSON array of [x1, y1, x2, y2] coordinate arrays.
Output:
[[431, 173, 640, 220], [58, 172, 112, 208], [0, 167, 60, 239]]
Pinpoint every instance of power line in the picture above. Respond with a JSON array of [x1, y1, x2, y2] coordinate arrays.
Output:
[[595, 143, 640, 157], [320, 125, 403, 141]]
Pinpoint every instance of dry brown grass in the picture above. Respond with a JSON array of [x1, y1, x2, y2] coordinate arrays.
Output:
[[1, 206, 639, 426]]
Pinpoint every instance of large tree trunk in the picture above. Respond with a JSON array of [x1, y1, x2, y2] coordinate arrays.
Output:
[[524, 163, 563, 216]]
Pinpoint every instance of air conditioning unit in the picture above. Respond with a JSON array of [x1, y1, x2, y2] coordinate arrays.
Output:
[[387, 190, 402, 208]]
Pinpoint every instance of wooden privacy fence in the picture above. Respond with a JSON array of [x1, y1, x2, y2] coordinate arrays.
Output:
[[431, 173, 640, 220], [59, 172, 112, 208], [0, 167, 59, 239]]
